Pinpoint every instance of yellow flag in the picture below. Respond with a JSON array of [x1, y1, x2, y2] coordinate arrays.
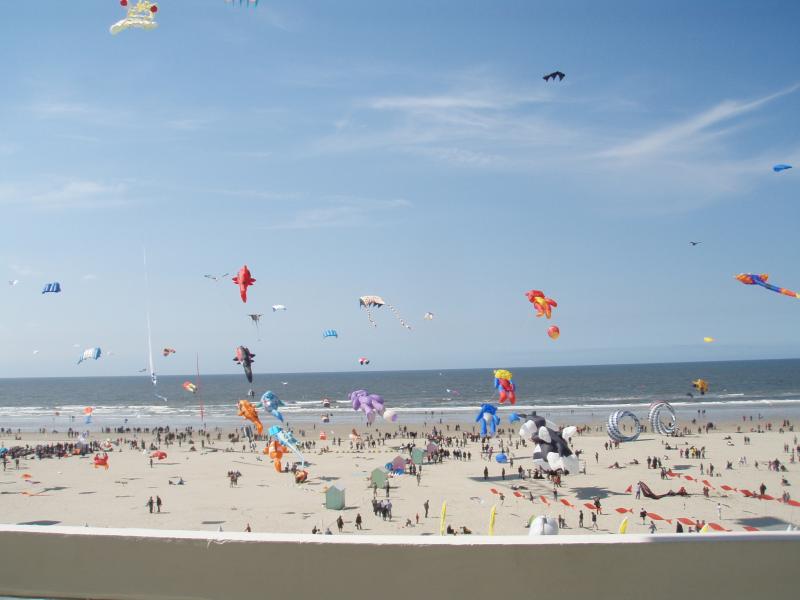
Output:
[[700, 524, 709, 533], [489, 505, 497, 536], [618, 516, 629, 534], [439, 501, 447, 536]]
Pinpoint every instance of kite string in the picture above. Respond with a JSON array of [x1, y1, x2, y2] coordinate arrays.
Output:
[[387, 304, 411, 330]]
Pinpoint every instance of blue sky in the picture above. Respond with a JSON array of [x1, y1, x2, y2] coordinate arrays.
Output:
[[1, 0, 799, 378]]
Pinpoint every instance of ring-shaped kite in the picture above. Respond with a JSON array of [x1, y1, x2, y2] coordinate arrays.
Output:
[[607, 409, 641, 442], [648, 401, 677, 436]]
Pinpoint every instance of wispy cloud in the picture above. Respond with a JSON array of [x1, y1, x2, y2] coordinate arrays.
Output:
[[266, 197, 411, 230], [0, 180, 129, 210], [81, 274, 97, 281], [600, 84, 800, 159]]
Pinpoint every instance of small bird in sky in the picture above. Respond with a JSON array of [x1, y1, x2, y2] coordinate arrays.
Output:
[[689, 241, 702, 246]]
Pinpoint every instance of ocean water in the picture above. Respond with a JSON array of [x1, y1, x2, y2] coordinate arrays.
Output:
[[0, 359, 798, 430]]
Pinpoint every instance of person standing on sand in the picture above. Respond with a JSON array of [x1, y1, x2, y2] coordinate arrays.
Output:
[[424, 500, 430, 518], [385, 481, 390, 498], [483, 466, 489, 480], [578, 510, 584, 528], [372, 482, 377, 498], [156, 496, 162, 513], [150, 457, 153, 468], [355, 513, 363, 530], [591, 511, 598, 530], [245, 523, 251, 532], [336, 515, 344, 532], [649, 521, 657, 534], [717, 503, 722, 521], [416, 471, 421, 486], [594, 497, 602, 514], [146, 497, 154, 513]]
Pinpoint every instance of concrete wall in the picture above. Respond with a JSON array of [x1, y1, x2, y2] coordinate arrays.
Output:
[[0, 526, 797, 600]]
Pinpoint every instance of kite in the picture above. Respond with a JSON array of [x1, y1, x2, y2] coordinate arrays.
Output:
[[692, 379, 709, 395], [266, 440, 286, 472], [735, 273, 799, 299], [525, 289, 557, 319], [358, 357, 370, 366], [110, 1, 158, 35], [424, 312, 434, 320], [162, 348, 176, 357], [42, 282, 61, 294], [225, 0, 259, 6], [690, 241, 702, 246], [649, 401, 677, 436], [493, 369, 516, 404], [607, 410, 641, 442], [349, 389, 386, 424], [383, 409, 398, 422], [258, 391, 285, 422], [150, 451, 167, 460], [182, 381, 198, 394], [233, 346, 255, 383], [271, 305, 287, 312], [248, 314, 263, 339], [475, 403, 500, 437], [32, 350, 39, 355], [232, 265, 255, 303], [638, 481, 688, 500], [543, 71, 565, 82], [268, 425, 306, 467], [773, 164, 792, 172], [8, 280, 18, 286], [93, 453, 109, 470], [548, 326, 560, 340], [359, 295, 411, 329], [77, 347, 102, 365], [519, 416, 579, 473], [323, 329, 338, 339], [446, 389, 460, 396], [237, 399, 263, 435], [203, 272, 230, 282], [703, 337, 715, 343], [528, 515, 558, 536]]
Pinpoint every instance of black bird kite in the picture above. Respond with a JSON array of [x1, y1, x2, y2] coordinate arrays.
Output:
[[543, 71, 565, 82], [689, 241, 702, 246]]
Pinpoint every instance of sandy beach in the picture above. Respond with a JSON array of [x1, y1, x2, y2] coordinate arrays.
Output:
[[2, 417, 797, 536]]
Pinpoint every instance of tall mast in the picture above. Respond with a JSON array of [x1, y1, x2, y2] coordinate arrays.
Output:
[[143, 248, 157, 388]]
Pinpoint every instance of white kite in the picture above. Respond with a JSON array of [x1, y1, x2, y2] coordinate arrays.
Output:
[[110, 1, 159, 36], [271, 305, 287, 312]]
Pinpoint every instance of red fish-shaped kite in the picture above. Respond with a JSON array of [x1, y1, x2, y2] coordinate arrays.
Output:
[[232, 265, 255, 303]]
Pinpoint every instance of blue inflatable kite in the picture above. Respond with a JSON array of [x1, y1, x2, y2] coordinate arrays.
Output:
[[773, 164, 792, 173], [42, 282, 61, 294], [475, 403, 500, 437], [323, 329, 338, 339], [259, 390, 285, 422]]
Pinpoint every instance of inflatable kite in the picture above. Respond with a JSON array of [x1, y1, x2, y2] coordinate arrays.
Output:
[[110, 1, 158, 35], [93, 453, 109, 470], [77, 347, 102, 365], [358, 357, 370, 366], [383, 408, 398, 422], [638, 481, 688, 500], [519, 416, 579, 473], [773, 164, 792, 172], [607, 410, 641, 442], [493, 369, 516, 404], [359, 295, 411, 329], [233, 346, 255, 383], [692, 379, 709, 395], [528, 515, 558, 536], [525, 290, 557, 319], [323, 329, 338, 339], [271, 305, 287, 312], [649, 401, 677, 436], [248, 314, 263, 339], [259, 391, 285, 422], [232, 265, 255, 303], [162, 348, 176, 357], [267, 425, 306, 467], [150, 451, 167, 460], [42, 282, 61, 294], [237, 399, 263, 435], [735, 273, 799, 299], [703, 337, 715, 343], [475, 403, 500, 437], [349, 389, 385, 424], [182, 381, 198, 394], [266, 439, 286, 472], [424, 312, 434, 320], [548, 326, 560, 340]]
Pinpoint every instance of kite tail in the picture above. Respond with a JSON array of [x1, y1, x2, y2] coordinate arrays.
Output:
[[758, 280, 800, 298], [387, 304, 412, 330], [366, 308, 377, 327]]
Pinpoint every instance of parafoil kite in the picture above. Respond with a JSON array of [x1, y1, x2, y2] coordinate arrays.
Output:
[[233, 346, 255, 383], [773, 164, 792, 172], [735, 273, 799, 299], [237, 399, 263, 435], [42, 282, 61, 294], [519, 416, 579, 473], [323, 329, 338, 339], [692, 379, 709, 395], [93, 453, 109, 470], [475, 403, 500, 437], [258, 391, 285, 422], [493, 369, 516, 404], [182, 381, 198, 394], [349, 389, 386, 424], [703, 337, 714, 343], [358, 357, 370, 366], [77, 347, 102, 365], [271, 305, 287, 312], [232, 265, 255, 303], [547, 326, 560, 340], [110, 1, 158, 35], [359, 295, 411, 329], [162, 348, 176, 357], [606, 410, 641, 442], [525, 289, 557, 319], [649, 401, 677, 436], [424, 312, 434, 320]]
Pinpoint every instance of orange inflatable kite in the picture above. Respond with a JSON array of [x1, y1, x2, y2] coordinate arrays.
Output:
[[237, 399, 263, 435], [93, 453, 109, 470], [525, 289, 557, 319]]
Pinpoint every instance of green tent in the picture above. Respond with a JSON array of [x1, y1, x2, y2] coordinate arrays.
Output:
[[370, 468, 387, 488], [325, 485, 346, 510], [411, 447, 425, 465]]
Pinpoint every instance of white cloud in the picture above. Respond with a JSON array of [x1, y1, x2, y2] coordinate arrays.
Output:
[[0, 180, 129, 209], [267, 197, 411, 230]]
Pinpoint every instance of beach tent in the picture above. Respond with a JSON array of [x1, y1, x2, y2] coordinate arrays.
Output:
[[370, 468, 387, 489], [411, 447, 425, 465], [325, 485, 346, 510]]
